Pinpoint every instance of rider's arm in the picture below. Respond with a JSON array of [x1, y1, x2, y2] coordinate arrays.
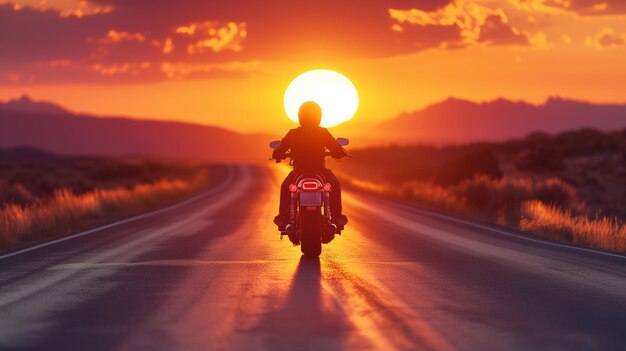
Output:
[[272, 130, 294, 160], [324, 129, 347, 158]]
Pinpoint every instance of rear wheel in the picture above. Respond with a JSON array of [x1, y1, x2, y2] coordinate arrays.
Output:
[[300, 208, 322, 258]]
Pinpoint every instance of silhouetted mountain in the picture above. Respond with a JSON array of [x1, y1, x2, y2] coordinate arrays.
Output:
[[0, 146, 62, 163], [0, 95, 69, 115], [378, 97, 626, 144], [0, 98, 275, 162]]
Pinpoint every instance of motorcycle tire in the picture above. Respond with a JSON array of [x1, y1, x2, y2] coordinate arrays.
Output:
[[300, 208, 322, 258]]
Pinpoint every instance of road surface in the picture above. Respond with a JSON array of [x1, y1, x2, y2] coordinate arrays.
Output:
[[1, 164, 626, 351]]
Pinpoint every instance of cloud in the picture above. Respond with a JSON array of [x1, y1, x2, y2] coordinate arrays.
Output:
[[160, 61, 260, 80], [1, 0, 461, 62], [390, 1, 533, 48], [161, 38, 174, 54], [478, 14, 530, 45], [0, 0, 113, 17], [509, 0, 626, 16], [0, 4, 101, 63], [91, 62, 152, 76], [99, 30, 146, 44], [175, 21, 247, 54], [585, 28, 626, 49], [545, 0, 626, 15], [0, 0, 550, 83], [0, 1, 460, 83]]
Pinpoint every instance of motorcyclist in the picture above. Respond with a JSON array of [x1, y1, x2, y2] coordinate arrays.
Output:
[[273, 101, 348, 231]]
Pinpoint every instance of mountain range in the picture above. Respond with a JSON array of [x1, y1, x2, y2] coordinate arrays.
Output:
[[0, 95, 275, 162], [1, 95, 625, 161], [374, 97, 626, 144]]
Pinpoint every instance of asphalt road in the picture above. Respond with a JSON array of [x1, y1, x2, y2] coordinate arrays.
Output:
[[1, 164, 626, 351]]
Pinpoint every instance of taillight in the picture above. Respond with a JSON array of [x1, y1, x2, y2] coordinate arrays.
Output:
[[288, 184, 298, 192], [301, 181, 320, 191], [323, 183, 332, 192]]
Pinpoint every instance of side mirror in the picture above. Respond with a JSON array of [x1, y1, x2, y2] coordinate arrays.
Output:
[[269, 140, 281, 149], [336, 138, 349, 146]]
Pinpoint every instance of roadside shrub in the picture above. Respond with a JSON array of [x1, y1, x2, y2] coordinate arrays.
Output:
[[0, 183, 34, 206], [521, 201, 626, 252], [89, 162, 147, 182], [0, 170, 209, 249], [434, 149, 502, 186], [514, 144, 565, 172], [399, 181, 466, 212], [533, 178, 579, 210], [455, 175, 491, 210], [454, 176, 529, 209], [555, 129, 621, 157]]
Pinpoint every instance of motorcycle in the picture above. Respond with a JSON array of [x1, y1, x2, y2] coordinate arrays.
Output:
[[269, 138, 350, 258]]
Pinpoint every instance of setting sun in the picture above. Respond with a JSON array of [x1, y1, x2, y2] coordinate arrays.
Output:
[[283, 69, 359, 128]]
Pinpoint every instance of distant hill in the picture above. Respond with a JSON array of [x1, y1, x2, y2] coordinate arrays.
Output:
[[0, 94, 69, 115], [377, 97, 626, 144], [0, 96, 275, 162], [3, 95, 625, 158], [0, 146, 62, 163]]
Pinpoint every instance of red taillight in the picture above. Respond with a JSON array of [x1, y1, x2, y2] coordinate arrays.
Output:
[[323, 183, 332, 192], [301, 181, 319, 191], [288, 184, 298, 192]]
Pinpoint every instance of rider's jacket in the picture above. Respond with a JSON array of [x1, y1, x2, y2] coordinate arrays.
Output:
[[272, 126, 346, 171]]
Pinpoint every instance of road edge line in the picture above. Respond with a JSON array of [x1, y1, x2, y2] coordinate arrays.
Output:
[[351, 191, 626, 261], [0, 165, 237, 261]]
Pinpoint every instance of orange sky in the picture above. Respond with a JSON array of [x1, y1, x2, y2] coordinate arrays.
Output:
[[1, 0, 625, 133]]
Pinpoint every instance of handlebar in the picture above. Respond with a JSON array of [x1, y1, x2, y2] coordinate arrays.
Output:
[[269, 152, 351, 163]]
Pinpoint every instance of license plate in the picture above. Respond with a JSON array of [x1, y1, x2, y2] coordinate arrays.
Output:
[[300, 192, 322, 206]]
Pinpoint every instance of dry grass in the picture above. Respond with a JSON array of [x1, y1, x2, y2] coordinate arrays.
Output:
[[521, 201, 626, 252], [335, 127, 626, 253], [452, 175, 584, 225], [343, 173, 626, 253], [345, 174, 582, 221], [396, 181, 466, 212], [0, 170, 209, 249]]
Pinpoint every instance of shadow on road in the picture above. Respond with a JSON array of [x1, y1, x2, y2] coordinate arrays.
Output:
[[250, 255, 349, 350]]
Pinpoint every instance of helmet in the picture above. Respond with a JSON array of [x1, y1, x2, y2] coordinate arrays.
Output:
[[298, 101, 322, 127]]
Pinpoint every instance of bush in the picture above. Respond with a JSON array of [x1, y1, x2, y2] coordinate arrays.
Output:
[[533, 178, 578, 210], [555, 128, 621, 157], [399, 181, 466, 212], [514, 144, 565, 172], [0, 170, 209, 249], [0, 182, 34, 206], [434, 149, 502, 186], [520, 201, 626, 251]]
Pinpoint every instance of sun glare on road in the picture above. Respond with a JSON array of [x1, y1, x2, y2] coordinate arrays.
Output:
[[284, 69, 359, 128]]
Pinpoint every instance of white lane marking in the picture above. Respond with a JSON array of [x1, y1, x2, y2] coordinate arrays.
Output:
[[0, 218, 215, 307], [351, 191, 626, 261], [48, 259, 289, 269], [0, 165, 235, 261], [45, 260, 419, 270]]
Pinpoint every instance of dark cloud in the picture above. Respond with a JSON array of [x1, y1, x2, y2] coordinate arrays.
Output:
[[597, 32, 625, 46], [0, 5, 105, 63], [478, 15, 530, 46], [542, 0, 626, 15], [0, 0, 536, 83], [390, 2, 533, 49], [82, 0, 458, 60], [587, 29, 625, 49]]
